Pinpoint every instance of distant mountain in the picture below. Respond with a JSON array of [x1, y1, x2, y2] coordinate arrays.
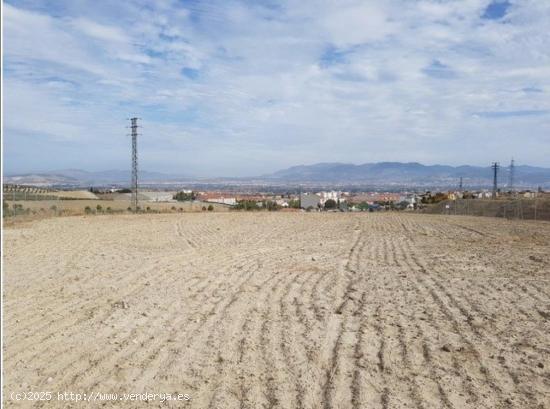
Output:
[[5, 162, 550, 188], [264, 162, 550, 187], [4, 169, 187, 186]]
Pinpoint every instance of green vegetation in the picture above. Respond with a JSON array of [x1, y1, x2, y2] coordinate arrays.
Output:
[[234, 200, 261, 210], [324, 199, 337, 209], [173, 191, 196, 201], [207, 204, 214, 211], [355, 202, 370, 211], [234, 199, 280, 211], [288, 199, 300, 209]]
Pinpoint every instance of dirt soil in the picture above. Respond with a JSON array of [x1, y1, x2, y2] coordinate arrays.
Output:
[[3, 213, 550, 408]]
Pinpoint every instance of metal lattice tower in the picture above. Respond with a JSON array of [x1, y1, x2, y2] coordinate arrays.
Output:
[[491, 162, 499, 199], [509, 158, 515, 192], [130, 118, 139, 212]]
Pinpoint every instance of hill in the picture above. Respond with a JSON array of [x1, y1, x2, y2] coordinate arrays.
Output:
[[264, 162, 550, 188]]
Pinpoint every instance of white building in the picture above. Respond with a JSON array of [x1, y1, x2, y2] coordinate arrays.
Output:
[[206, 197, 237, 206]]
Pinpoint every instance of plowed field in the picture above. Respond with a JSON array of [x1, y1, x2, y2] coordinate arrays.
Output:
[[3, 213, 550, 408]]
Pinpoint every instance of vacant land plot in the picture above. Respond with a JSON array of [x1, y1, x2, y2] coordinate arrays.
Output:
[[3, 213, 550, 408]]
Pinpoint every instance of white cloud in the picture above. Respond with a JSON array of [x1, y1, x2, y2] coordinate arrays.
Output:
[[3, 0, 550, 175]]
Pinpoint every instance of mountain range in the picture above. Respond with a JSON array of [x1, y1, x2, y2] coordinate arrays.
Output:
[[264, 162, 550, 187], [4, 162, 550, 188]]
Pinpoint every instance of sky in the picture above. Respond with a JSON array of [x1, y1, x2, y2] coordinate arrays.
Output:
[[3, 0, 550, 177]]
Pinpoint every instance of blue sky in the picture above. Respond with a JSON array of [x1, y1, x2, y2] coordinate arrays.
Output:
[[3, 0, 550, 176]]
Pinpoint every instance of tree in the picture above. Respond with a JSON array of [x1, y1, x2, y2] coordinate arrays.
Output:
[[207, 204, 214, 211], [96, 204, 103, 213], [288, 199, 300, 209], [174, 191, 196, 201], [234, 200, 260, 210], [324, 199, 337, 209], [84, 206, 93, 214]]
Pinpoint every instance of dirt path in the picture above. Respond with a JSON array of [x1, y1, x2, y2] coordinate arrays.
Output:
[[3, 213, 550, 408]]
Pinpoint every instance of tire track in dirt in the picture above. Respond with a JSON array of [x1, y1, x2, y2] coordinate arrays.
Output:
[[35, 247, 272, 395], [321, 226, 364, 409], [403, 236, 541, 407]]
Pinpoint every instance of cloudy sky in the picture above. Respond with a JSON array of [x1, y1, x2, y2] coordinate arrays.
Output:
[[3, 0, 550, 176]]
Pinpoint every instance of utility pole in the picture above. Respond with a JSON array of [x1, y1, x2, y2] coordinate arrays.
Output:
[[459, 176, 463, 192], [130, 117, 139, 212], [491, 162, 499, 199], [509, 158, 515, 192]]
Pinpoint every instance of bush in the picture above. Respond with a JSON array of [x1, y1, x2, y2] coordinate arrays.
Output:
[[324, 199, 337, 209], [202, 206, 207, 211], [288, 199, 300, 209], [84, 206, 94, 215], [106, 207, 112, 213], [173, 191, 196, 201], [207, 204, 214, 211], [234, 200, 260, 210], [171, 206, 177, 211], [96, 204, 103, 213]]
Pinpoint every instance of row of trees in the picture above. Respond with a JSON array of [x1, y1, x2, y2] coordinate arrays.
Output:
[[84, 203, 214, 214], [3, 201, 60, 217], [234, 200, 279, 211]]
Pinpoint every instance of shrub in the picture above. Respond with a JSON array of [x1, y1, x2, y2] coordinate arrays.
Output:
[[207, 204, 214, 211], [84, 206, 93, 214], [324, 199, 337, 209], [288, 199, 300, 209], [202, 206, 207, 211], [173, 191, 196, 201], [96, 204, 103, 212], [234, 200, 260, 211]]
